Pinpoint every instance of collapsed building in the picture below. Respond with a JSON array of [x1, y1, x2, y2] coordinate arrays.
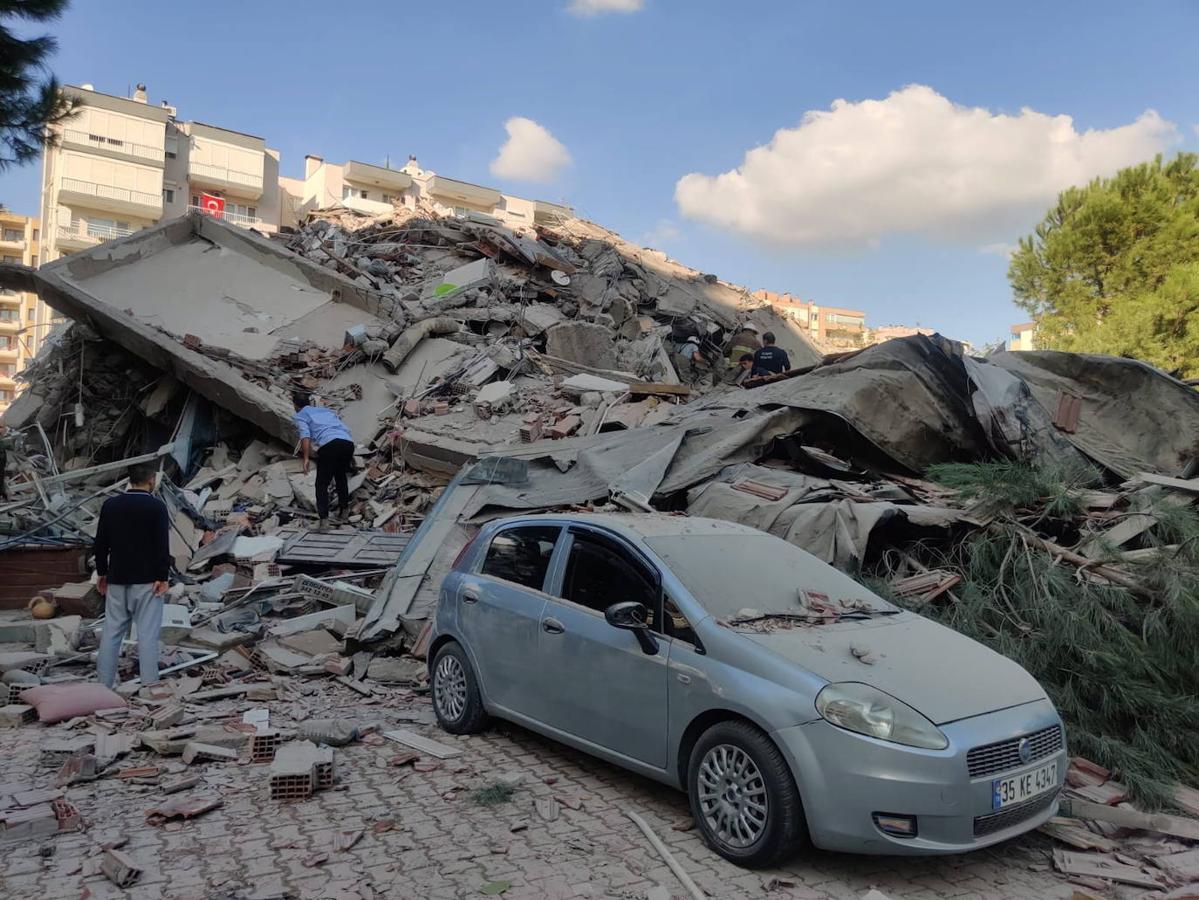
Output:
[[0, 205, 1197, 889]]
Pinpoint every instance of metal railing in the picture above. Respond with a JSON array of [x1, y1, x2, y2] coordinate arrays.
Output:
[[63, 129, 161, 161], [188, 161, 262, 189], [187, 205, 263, 228], [56, 219, 135, 244], [60, 177, 160, 209]]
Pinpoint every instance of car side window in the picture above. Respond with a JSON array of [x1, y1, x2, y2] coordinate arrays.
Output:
[[662, 594, 698, 645], [561, 532, 659, 621], [479, 526, 560, 591]]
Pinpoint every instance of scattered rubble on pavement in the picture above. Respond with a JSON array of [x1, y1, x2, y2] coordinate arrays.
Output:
[[0, 202, 1196, 898]]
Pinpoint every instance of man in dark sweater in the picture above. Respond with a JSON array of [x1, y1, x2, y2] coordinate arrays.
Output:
[[94, 463, 171, 687], [751, 331, 792, 376]]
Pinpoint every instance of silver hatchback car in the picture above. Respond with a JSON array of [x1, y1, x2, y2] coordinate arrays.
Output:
[[428, 513, 1066, 867]]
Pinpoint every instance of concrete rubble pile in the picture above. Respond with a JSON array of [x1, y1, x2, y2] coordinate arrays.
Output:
[[0, 203, 1197, 895]]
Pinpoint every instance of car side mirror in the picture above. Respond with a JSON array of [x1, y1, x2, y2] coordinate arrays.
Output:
[[605, 601, 659, 656]]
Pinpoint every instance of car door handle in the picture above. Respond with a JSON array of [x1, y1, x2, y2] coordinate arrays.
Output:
[[542, 617, 565, 635], [462, 590, 480, 604]]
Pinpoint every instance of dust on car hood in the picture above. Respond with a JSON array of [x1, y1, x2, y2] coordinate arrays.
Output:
[[736, 612, 1047, 725]]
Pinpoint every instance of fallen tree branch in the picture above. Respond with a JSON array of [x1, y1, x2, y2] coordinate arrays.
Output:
[[991, 524, 1155, 599]]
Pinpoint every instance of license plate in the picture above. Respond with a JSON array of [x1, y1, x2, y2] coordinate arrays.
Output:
[[992, 760, 1058, 810]]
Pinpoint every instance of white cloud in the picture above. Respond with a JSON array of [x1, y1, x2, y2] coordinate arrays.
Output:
[[490, 117, 572, 184], [643, 218, 680, 246], [567, 0, 644, 16], [979, 242, 1018, 259], [675, 85, 1178, 248]]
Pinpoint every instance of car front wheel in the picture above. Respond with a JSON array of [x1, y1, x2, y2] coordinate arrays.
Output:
[[431, 641, 489, 735], [687, 720, 807, 867]]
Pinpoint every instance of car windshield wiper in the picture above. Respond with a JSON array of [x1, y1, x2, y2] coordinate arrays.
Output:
[[726, 608, 901, 627]]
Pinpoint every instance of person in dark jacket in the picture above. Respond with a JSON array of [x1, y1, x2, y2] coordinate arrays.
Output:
[[94, 463, 170, 687], [751, 332, 791, 376]]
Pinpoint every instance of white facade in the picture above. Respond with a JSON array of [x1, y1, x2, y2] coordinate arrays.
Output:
[[40, 84, 284, 264], [299, 156, 573, 231]]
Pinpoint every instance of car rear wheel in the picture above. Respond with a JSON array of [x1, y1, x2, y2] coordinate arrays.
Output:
[[687, 720, 807, 867], [431, 642, 489, 735]]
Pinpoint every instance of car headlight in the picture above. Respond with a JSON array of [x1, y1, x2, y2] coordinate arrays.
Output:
[[815, 682, 948, 750]]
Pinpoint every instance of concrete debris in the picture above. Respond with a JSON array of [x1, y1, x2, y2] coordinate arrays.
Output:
[[100, 848, 142, 887]]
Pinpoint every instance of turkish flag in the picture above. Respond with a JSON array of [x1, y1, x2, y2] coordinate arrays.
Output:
[[200, 193, 225, 217]]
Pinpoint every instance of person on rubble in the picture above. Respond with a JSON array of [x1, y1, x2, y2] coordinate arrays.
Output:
[[727, 322, 762, 368], [292, 391, 355, 531], [752, 332, 791, 376], [675, 335, 710, 385], [94, 463, 170, 688], [0, 424, 12, 500], [730, 352, 756, 384]]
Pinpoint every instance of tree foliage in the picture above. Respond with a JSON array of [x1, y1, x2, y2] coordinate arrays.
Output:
[[0, 0, 75, 171], [1008, 153, 1199, 378]]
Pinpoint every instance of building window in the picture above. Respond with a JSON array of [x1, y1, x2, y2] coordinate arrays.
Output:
[[2, 229, 22, 242], [0, 310, 19, 321], [30, 255, 37, 267], [0, 363, 16, 376], [165, 135, 178, 159], [0, 336, 12, 349], [1, 255, 19, 265], [32, 228, 38, 241], [341, 185, 367, 201], [0, 389, 12, 401], [163, 189, 175, 204], [382, 194, 394, 203], [191, 195, 200, 207]]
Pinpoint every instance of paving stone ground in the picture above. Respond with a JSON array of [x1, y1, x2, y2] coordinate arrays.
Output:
[[0, 681, 1076, 900]]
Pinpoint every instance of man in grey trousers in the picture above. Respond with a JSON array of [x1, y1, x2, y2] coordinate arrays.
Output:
[[94, 463, 171, 687]]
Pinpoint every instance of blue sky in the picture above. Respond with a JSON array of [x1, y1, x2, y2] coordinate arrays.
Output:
[[3, 0, 1197, 345]]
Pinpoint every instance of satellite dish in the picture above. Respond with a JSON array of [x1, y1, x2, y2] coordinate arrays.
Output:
[[551, 270, 571, 286]]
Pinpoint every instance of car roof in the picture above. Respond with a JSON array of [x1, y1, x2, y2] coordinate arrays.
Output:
[[492, 512, 765, 541]]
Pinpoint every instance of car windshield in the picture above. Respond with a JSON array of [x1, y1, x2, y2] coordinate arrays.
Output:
[[644, 533, 898, 620]]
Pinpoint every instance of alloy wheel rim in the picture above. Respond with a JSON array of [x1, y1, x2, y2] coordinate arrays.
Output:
[[434, 655, 467, 722], [697, 743, 768, 849]]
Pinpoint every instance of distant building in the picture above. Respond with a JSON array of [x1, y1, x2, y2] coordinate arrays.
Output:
[[0, 209, 44, 413], [751, 290, 867, 349], [38, 82, 289, 264], [1009, 321, 1037, 351], [296, 155, 572, 231]]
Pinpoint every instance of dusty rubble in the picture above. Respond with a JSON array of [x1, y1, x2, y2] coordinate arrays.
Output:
[[0, 201, 1197, 898]]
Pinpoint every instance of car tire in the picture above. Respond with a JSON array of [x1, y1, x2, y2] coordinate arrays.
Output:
[[430, 641, 489, 735], [687, 720, 807, 867]]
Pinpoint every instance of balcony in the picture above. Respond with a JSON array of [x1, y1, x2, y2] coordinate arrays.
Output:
[[55, 218, 135, 250], [344, 160, 412, 192], [427, 175, 502, 210], [0, 235, 24, 251], [188, 161, 264, 199], [62, 128, 163, 165], [58, 177, 162, 218], [187, 205, 272, 233]]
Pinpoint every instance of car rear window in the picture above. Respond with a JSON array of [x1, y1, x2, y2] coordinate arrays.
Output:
[[480, 526, 560, 591], [644, 533, 892, 618]]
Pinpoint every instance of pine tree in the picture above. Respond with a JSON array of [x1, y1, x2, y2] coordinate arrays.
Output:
[[0, 0, 76, 171], [1008, 153, 1199, 378]]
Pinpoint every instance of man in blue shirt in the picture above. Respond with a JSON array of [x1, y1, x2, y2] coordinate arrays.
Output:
[[292, 392, 355, 530]]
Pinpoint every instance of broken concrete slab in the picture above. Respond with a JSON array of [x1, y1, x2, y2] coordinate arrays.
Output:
[[267, 605, 357, 638], [365, 656, 425, 684], [278, 628, 342, 658], [545, 321, 618, 370], [29, 213, 392, 443]]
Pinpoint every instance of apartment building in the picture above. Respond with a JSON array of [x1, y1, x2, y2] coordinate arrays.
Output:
[[39, 83, 288, 263], [752, 290, 867, 348], [1009, 321, 1037, 351], [297, 155, 572, 231], [0, 210, 44, 413]]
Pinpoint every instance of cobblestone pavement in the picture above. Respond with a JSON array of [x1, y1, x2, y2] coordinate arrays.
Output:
[[0, 681, 1075, 900]]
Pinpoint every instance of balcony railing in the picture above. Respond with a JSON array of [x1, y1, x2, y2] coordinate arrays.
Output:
[[187, 205, 262, 228], [56, 219, 135, 245], [63, 128, 162, 162], [188, 161, 262, 189], [60, 177, 160, 209]]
